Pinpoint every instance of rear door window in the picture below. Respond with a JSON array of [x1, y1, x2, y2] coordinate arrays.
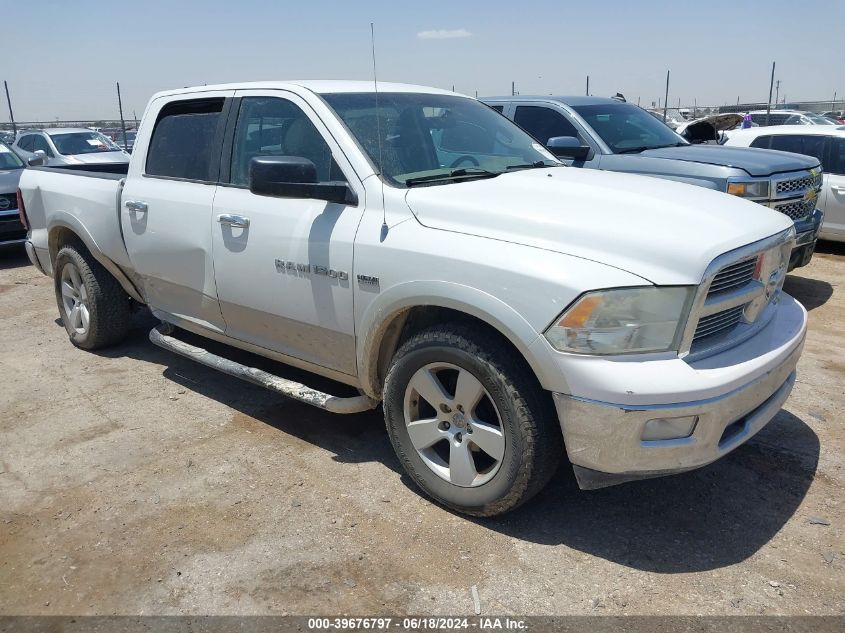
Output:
[[146, 98, 225, 181], [768, 135, 827, 168], [829, 138, 845, 175]]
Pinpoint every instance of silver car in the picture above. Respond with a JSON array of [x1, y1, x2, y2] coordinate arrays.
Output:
[[13, 128, 130, 167]]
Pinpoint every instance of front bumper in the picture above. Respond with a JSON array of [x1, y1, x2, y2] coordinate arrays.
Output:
[[551, 294, 807, 489], [0, 209, 27, 246], [788, 208, 823, 270]]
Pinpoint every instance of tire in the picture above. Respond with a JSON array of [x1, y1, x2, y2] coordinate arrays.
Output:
[[383, 324, 562, 517], [54, 243, 131, 350]]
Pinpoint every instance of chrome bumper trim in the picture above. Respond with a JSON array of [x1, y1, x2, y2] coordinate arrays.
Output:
[[24, 240, 46, 274], [553, 335, 804, 481]]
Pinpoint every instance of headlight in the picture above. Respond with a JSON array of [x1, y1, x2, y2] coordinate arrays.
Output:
[[726, 179, 769, 199], [545, 286, 694, 354]]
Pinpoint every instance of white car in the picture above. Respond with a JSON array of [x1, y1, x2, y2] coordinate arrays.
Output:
[[13, 128, 130, 167], [18, 81, 806, 515], [724, 126, 844, 242], [744, 110, 839, 127]]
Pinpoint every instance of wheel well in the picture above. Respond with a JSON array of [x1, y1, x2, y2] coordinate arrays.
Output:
[[374, 306, 538, 395], [48, 226, 86, 263]]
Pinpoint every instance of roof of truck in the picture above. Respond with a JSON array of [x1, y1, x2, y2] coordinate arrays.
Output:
[[151, 80, 460, 99], [482, 95, 623, 106]]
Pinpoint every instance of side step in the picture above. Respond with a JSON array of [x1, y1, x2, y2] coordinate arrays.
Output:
[[149, 324, 379, 414]]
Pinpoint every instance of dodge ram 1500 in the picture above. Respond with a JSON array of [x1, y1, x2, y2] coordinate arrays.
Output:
[[19, 81, 807, 516]]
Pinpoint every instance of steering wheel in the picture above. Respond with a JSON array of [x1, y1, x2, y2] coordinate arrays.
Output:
[[449, 155, 480, 168]]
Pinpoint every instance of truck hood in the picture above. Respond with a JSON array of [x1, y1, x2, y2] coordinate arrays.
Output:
[[638, 144, 818, 176], [0, 168, 23, 193], [404, 167, 793, 285]]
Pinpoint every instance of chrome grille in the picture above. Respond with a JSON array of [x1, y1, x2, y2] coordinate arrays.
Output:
[[775, 172, 822, 195], [681, 230, 792, 359], [773, 198, 816, 221], [707, 257, 756, 295], [693, 305, 745, 344]]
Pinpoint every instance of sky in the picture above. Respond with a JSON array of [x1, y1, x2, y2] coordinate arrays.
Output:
[[2, 0, 841, 122]]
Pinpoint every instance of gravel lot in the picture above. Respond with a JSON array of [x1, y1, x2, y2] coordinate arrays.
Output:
[[1, 242, 843, 616]]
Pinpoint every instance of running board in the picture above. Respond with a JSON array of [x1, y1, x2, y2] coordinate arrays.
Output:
[[149, 324, 379, 414]]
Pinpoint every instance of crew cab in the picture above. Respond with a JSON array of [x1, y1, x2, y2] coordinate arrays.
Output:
[[482, 96, 824, 270], [19, 82, 807, 516]]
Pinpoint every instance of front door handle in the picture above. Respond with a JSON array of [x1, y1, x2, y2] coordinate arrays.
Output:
[[217, 214, 250, 228], [125, 200, 148, 213], [831, 185, 845, 193]]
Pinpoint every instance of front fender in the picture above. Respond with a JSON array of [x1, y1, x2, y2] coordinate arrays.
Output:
[[356, 280, 543, 399]]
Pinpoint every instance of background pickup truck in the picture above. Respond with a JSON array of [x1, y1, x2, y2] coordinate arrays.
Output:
[[19, 81, 807, 516], [483, 96, 824, 270]]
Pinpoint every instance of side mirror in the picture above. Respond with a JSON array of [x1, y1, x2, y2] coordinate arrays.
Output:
[[28, 150, 46, 167], [546, 136, 591, 160], [249, 156, 357, 206]]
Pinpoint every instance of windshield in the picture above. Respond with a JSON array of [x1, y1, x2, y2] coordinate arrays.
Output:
[[807, 114, 836, 125], [571, 102, 688, 153], [0, 142, 24, 169], [48, 131, 122, 156], [320, 92, 560, 186]]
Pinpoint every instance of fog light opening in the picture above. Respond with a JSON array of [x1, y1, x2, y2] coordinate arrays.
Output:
[[641, 415, 698, 442]]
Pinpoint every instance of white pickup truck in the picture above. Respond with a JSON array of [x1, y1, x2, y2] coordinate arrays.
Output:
[[19, 81, 807, 516]]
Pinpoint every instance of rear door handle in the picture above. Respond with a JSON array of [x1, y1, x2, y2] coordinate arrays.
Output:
[[217, 213, 250, 228], [125, 200, 148, 213], [831, 186, 845, 193]]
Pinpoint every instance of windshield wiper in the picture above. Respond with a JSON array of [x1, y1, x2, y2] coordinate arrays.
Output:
[[405, 167, 500, 187], [505, 160, 559, 171], [616, 142, 687, 154]]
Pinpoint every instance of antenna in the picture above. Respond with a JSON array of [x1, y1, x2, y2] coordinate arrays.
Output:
[[370, 22, 388, 240]]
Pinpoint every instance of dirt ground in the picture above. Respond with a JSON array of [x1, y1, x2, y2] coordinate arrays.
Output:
[[1, 242, 843, 616]]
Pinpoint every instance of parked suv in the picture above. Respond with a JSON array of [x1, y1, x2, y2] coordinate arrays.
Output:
[[725, 126, 845, 242], [13, 128, 129, 167], [483, 96, 823, 270], [0, 141, 26, 247]]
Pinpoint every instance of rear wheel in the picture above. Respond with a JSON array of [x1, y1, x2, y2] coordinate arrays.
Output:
[[54, 244, 130, 350], [383, 325, 562, 516]]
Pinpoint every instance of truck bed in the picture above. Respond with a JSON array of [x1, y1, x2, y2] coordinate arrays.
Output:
[[19, 164, 134, 273]]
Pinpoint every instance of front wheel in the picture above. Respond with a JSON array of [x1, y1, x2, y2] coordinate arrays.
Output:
[[383, 325, 562, 516]]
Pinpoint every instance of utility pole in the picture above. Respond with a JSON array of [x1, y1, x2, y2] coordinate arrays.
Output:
[[116, 82, 128, 152], [774, 80, 780, 108], [511, 81, 515, 96], [586, 75, 589, 96], [662, 70, 670, 123], [765, 61, 775, 126], [3, 81, 16, 135], [834, 91, 838, 111]]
